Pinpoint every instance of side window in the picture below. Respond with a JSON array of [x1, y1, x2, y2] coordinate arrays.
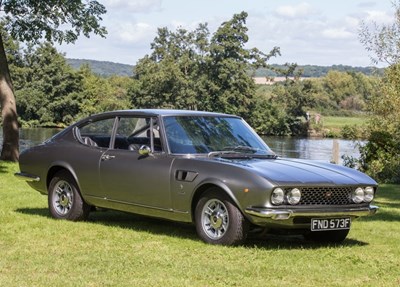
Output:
[[78, 118, 115, 148], [114, 117, 162, 151]]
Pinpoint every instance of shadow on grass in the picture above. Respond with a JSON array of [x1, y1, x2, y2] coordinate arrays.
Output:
[[0, 161, 10, 173], [375, 185, 400, 204], [245, 234, 368, 249], [16, 207, 368, 249], [375, 201, 400, 209], [16, 207, 50, 218], [360, 209, 400, 222], [360, 184, 400, 222], [16, 207, 199, 240]]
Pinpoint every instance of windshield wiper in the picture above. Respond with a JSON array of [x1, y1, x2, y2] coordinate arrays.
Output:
[[223, 145, 259, 153], [208, 150, 278, 159], [208, 151, 243, 158]]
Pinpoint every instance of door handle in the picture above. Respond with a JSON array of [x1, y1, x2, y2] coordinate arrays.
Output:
[[101, 154, 115, 161]]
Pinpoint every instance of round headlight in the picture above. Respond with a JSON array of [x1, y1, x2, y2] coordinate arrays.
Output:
[[271, 188, 285, 205], [364, 186, 374, 202], [287, 188, 301, 205], [351, 187, 364, 203]]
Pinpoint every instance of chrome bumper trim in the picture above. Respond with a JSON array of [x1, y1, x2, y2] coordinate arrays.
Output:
[[245, 205, 379, 220], [14, 172, 40, 182]]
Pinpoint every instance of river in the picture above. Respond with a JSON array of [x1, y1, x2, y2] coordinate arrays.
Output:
[[1, 128, 362, 165]]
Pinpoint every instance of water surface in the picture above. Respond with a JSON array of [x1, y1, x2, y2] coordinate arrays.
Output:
[[1, 128, 362, 164]]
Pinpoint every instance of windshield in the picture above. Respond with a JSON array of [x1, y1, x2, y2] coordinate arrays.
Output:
[[163, 116, 274, 156]]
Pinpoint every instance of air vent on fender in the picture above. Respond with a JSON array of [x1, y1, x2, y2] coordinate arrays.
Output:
[[175, 170, 198, 182]]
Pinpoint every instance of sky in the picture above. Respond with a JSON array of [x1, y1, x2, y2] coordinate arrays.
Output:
[[57, 0, 395, 67]]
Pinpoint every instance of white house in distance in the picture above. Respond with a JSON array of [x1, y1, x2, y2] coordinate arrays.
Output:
[[253, 77, 309, 85]]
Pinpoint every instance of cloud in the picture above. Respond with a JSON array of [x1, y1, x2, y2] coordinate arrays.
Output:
[[246, 4, 370, 66], [322, 27, 353, 39], [58, 0, 394, 67], [114, 22, 155, 45], [344, 16, 360, 29], [357, 2, 377, 8], [275, 2, 316, 19], [103, 0, 162, 13], [364, 10, 393, 24]]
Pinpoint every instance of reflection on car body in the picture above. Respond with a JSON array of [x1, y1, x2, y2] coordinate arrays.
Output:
[[15, 109, 378, 245]]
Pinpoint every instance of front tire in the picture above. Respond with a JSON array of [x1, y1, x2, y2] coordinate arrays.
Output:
[[48, 170, 90, 221], [195, 188, 249, 245]]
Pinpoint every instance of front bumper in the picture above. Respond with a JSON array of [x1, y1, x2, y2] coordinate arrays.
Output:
[[14, 172, 40, 182], [245, 205, 379, 226]]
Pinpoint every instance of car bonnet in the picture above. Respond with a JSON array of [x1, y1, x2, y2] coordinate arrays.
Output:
[[211, 157, 377, 186]]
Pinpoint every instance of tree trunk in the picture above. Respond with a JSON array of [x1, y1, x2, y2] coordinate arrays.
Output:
[[0, 32, 19, 161]]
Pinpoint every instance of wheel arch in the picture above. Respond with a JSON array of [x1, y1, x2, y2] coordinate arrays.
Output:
[[46, 163, 80, 191], [190, 180, 243, 223]]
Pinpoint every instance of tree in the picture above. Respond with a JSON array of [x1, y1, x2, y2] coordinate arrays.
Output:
[[265, 63, 316, 135], [131, 24, 210, 110], [359, 0, 400, 65], [322, 71, 357, 107], [0, 0, 107, 161], [206, 12, 279, 120], [77, 64, 130, 118], [357, 1, 400, 182], [16, 42, 84, 127], [130, 12, 280, 126], [251, 92, 292, 135], [357, 64, 400, 182]]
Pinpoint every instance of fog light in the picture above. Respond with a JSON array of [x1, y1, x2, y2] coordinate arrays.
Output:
[[287, 188, 301, 205], [364, 186, 374, 202], [351, 187, 364, 203], [271, 188, 285, 205]]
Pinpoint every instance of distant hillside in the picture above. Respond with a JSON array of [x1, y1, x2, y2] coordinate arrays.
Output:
[[255, 64, 384, 77], [67, 58, 384, 78], [67, 58, 134, 77]]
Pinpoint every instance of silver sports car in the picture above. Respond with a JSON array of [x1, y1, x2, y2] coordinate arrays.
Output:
[[16, 110, 378, 245]]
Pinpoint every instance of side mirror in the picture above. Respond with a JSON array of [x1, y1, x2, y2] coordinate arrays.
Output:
[[138, 145, 151, 156]]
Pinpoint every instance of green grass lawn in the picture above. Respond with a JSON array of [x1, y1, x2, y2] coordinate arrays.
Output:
[[322, 116, 367, 129], [309, 116, 368, 138], [1, 161, 399, 286]]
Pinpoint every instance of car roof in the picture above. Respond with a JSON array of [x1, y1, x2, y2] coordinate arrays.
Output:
[[70, 109, 239, 128], [91, 109, 237, 118]]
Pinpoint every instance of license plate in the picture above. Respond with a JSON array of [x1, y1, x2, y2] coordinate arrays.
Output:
[[311, 217, 351, 231]]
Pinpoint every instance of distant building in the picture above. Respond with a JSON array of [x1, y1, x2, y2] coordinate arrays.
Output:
[[253, 77, 310, 85]]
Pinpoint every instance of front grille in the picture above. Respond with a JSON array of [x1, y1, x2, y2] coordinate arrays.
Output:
[[287, 187, 354, 205]]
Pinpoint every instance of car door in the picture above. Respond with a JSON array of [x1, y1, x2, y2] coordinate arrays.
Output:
[[99, 116, 174, 210], [74, 116, 117, 200]]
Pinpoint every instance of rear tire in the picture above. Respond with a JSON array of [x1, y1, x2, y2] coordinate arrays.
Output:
[[195, 188, 249, 245], [304, 229, 349, 243], [48, 170, 90, 221]]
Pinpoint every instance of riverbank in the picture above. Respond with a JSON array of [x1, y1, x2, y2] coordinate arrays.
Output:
[[308, 116, 368, 139]]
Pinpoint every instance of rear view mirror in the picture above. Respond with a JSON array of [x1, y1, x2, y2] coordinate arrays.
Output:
[[138, 145, 151, 156]]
